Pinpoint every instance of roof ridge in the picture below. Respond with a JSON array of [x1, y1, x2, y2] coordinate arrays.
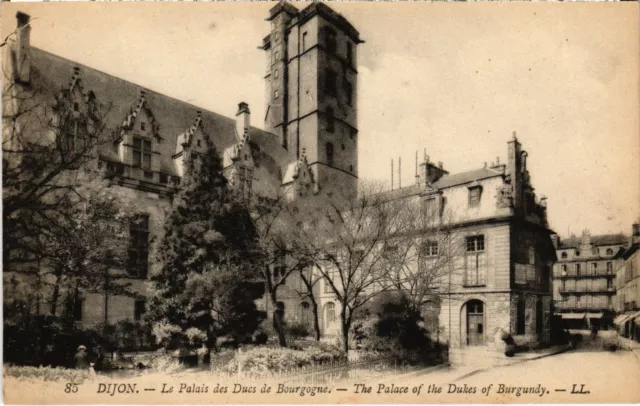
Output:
[[31, 46, 277, 137]]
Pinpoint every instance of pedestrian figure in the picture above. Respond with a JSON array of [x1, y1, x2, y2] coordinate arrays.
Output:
[[591, 324, 599, 341], [75, 345, 89, 370]]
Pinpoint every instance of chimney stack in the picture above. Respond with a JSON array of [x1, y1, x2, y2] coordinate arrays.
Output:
[[235, 102, 250, 141], [15, 12, 32, 84]]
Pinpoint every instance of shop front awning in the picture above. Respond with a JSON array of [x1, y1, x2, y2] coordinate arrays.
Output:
[[561, 313, 586, 320], [613, 314, 632, 325], [586, 312, 604, 319]]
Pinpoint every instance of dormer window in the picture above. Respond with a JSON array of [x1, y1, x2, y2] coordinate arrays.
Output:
[[468, 186, 482, 207], [140, 122, 146, 131], [133, 136, 152, 170], [73, 102, 79, 112], [197, 139, 201, 147], [561, 252, 568, 259]]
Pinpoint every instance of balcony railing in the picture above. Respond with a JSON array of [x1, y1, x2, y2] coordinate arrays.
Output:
[[554, 302, 614, 311], [556, 273, 615, 279], [559, 287, 616, 295]]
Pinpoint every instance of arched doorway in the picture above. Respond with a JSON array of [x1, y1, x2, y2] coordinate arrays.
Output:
[[466, 300, 485, 346]]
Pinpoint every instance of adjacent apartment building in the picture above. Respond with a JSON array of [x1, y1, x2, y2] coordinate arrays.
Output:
[[551, 230, 627, 329], [3, 2, 556, 349], [614, 224, 640, 341]]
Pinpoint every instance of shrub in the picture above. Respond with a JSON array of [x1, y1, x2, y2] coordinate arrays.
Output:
[[350, 291, 433, 360], [4, 365, 90, 383], [219, 345, 342, 375], [4, 315, 104, 368], [287, 322, 310, 341]]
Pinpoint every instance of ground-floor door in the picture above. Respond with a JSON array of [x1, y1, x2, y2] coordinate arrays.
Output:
[[467, 300, 485, 346]]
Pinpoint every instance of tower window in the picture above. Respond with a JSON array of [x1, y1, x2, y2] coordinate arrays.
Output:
[[197, 139, 201, 147], [347, 42, 353, 65], [325, 29, 337, 54], [325, 69, 337, 97], [73, 102, 79, 112], [274, 50, 279, 61], [302, 31, 308, 52], [349, 165, 353, 172], [326, 107, 335, 133], [326, 142, 334, 167], [345, 81, 353, 105], [140, 122, 146, 131], [274, 69, 279, 79], [274, 89, 280, 99]]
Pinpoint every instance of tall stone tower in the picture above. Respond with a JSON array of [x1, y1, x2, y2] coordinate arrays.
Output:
[[262, 2, 363, 201]]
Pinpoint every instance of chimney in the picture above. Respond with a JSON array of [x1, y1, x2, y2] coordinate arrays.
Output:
[[419, 154, 447, 186], [15, 12, 32, 84], [632, 223, 640, 244], [235, 102, 250, 141]]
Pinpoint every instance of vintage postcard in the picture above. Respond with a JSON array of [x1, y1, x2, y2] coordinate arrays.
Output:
[[2, 0, 639, 404]]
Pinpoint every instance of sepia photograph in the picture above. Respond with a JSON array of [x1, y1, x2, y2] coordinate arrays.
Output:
[[1, 0, 639, 404]]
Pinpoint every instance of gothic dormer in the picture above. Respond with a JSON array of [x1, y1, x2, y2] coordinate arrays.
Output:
[[281, 148, 317, 200], [173, 111, 208, 177], [117, 90, 161, 174], [50, 67, 102, 159]]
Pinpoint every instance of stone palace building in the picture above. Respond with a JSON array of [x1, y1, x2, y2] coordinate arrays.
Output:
[[3, 2, 556, 349]]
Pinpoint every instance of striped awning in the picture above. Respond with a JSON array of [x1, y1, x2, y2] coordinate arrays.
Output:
[[561, 313, 586, 320]]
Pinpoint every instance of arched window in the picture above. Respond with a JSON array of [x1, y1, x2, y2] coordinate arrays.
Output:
[[325, 302, 336, 327], [326, 142, 334, 167], [606, 248, 614, 256], [561, 252, 567, 259]]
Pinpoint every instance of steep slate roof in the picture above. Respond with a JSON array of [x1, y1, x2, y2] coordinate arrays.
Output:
[[376, 166, 504, 202], [28, 47, 289, 190], [433, 167, 503, 189], [558, 234, 629, 249]]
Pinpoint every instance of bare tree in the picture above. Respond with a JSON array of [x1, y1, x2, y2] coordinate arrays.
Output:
[[296, 181, 418, 354], [3, 63, 117, 268], [384, 207, 468, 314], [250, 194, 311, 347]]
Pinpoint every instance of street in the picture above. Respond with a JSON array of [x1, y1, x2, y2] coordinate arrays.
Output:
[[392, 349, 640, 403]]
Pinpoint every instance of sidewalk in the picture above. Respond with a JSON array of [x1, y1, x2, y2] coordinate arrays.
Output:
[[374, 343, 571, 386], [449, 343, 571, 369]]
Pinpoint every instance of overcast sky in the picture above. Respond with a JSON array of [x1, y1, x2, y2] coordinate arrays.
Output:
[[2, 1, 639, 238]]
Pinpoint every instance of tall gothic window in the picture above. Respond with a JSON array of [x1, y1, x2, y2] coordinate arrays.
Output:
[[465, 235, 486, 286], [326, 107, 335, 133], [133, 136, 152, 170], [325, 69, 337, 97], [128, 214, 150, 278], [326, 142, 334, 167]]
